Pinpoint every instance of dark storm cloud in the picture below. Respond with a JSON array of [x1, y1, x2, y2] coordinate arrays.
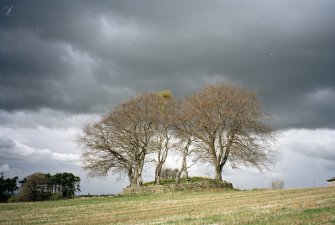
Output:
[[1, 0, 335, 128]]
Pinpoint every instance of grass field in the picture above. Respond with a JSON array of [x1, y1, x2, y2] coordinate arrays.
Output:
[[0, 187, 334, 225]]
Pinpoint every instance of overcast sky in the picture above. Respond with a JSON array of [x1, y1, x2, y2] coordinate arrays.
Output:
[[1, 0, 335, 194]]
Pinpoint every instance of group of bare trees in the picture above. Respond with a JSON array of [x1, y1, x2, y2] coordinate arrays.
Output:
[[79, 83, 274, 187], [270, 180, 285, 190]]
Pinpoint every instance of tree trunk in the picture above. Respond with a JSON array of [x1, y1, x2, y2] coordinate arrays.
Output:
[[129, 176, 136, 187], [184, 169, 189, 178], [176, 153, 189, 184], [136, 176, 143, 186], [127, 166, 138, 187], [176, 170, 182, 184], [155, 163, 163, 185], [135, 161, 144, 186], [214, 162, 223, 181], [128, 155, 145, 187], [130, 171, 140, 186], [181, 154, 189, 178], [214, 147, 230, 182]]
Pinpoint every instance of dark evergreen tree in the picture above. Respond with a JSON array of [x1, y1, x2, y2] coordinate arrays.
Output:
[[0, 172, 19, 202], [16, 172, 80, 202]]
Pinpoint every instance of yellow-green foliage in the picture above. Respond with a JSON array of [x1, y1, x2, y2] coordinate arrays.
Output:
[[0, 187, 334, 225], [157, 90, 173, 99]]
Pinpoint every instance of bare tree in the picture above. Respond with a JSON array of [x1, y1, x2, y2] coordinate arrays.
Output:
[[152, 90, 176, 185], [174, 110, 200, 183], [161, 168, 179, 180], [79, 93, 160, 187], [174, 137, 200, 183], [270, 180, 284, 190], [179, 83, 274, 181]]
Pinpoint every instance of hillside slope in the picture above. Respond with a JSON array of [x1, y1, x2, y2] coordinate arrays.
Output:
[[0, 187, 334, 224]]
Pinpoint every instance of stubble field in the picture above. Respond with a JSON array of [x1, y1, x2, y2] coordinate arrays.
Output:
[[0, 187, 334, 225]]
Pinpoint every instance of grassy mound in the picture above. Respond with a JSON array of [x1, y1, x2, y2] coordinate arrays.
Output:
[[122, 177, 234, 195]]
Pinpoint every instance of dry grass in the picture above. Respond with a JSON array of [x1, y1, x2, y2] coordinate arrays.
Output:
[[0, 187, 335, 224]]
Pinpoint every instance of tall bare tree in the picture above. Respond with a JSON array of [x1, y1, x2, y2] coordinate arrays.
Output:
[[179, 83, 274, 181], [174, 109, 199, 183], [152, 90, 176, 185], [174, 137, 196, 183], [79, 93, 160, 186]]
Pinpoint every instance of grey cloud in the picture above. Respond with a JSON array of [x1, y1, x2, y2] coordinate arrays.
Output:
[[0, 135, 85, 188], [1, 0, 335, 193], [1, 0, 335, 129], [0, 136, 126, 194], [0, 163, 10, 172], [0, 136, 15, 152], [0, 136, 80, 163], [278, 129, 335, 161], [0, 109, 100, 129]]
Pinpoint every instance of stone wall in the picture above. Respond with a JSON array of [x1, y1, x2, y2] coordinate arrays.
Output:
[[122, 179, 233, 195]]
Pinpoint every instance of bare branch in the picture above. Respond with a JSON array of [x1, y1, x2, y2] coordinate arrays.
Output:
[[175, 82, 275, 181]]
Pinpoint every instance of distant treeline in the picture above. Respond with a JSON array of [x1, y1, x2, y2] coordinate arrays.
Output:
[[0, 172, 80, 203], [0, 173, 18, 202]]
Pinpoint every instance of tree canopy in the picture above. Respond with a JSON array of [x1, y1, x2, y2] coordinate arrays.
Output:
[[0, 172, 19, 202], [17, 172, 80, 202], [79, 83, 274, 186], [79, 93, 173, 186], [177, 83, 274, 181]]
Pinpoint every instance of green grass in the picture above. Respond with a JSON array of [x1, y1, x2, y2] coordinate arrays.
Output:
[[0, 187, 335, 224]]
